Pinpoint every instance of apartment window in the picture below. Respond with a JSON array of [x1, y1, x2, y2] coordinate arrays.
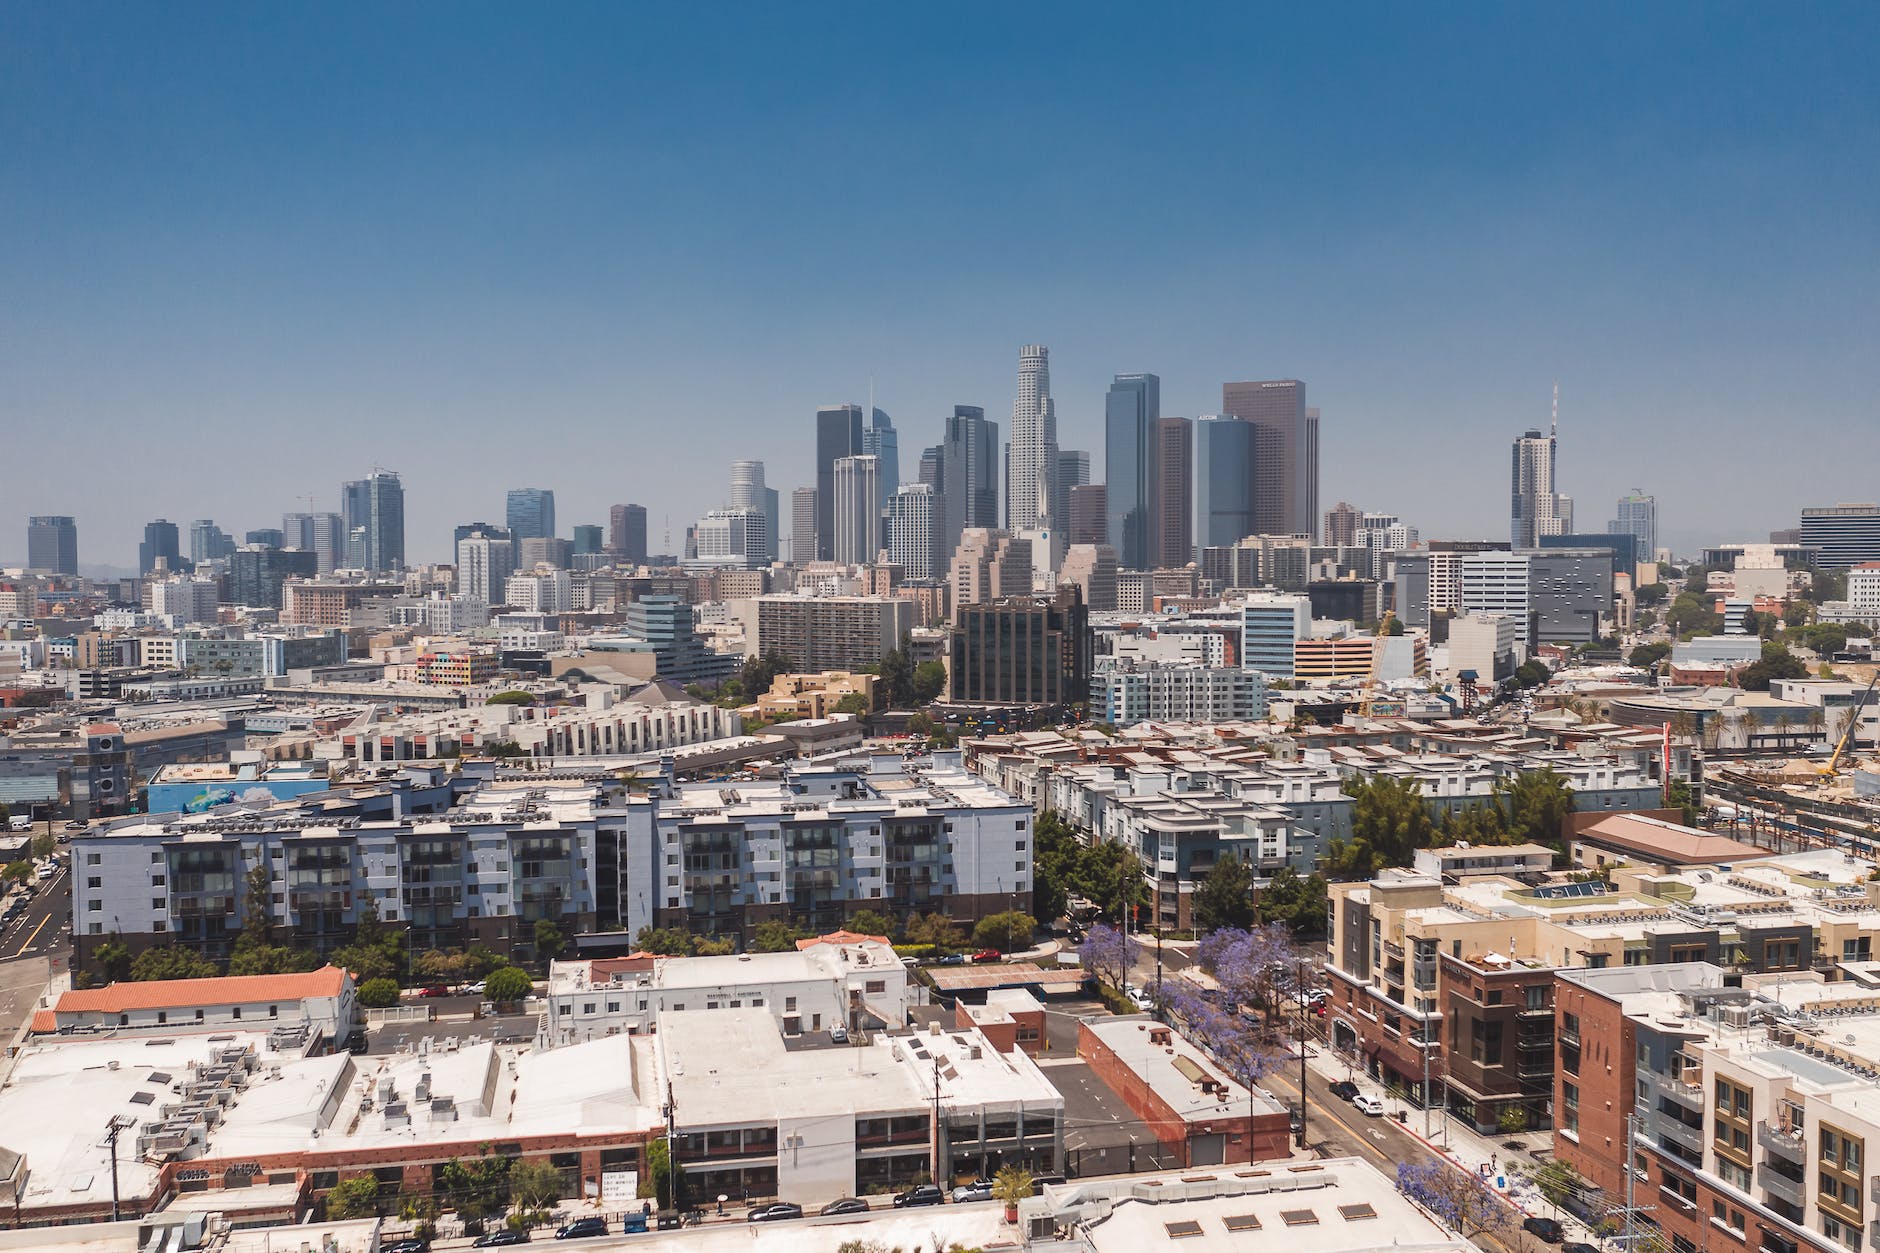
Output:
[[268, 1005, 278, 1019], [232, 1007, 241, 1019], [87, 877, 101, 889], [865, 980, 886, 994], [87, 899, 100, 912], [157, 1012, 167, 1025], [785, 997, 798, 1012], [88, 922, 101, 935], [88, 853, 102, 866], [1525, 985, 1546, 1010], [150, 875, 164, 887], [1560, 1081, 1579, 1134], [606, 1001, 619, 1013], [149, 852, 160, 863], [152, 898, 163, 910]]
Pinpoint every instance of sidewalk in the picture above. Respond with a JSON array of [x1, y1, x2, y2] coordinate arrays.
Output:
[[1297, 1038, 1602, 1243]]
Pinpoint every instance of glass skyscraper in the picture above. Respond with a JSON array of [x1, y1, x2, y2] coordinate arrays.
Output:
[[1104, 373, 1159, 569], [506, 488, 557, 541]]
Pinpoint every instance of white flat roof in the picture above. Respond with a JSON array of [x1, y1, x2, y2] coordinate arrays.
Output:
[[1082, 1018, 1287, 1119]]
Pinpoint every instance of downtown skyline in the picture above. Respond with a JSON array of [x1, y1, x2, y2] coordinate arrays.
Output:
[[4, 5, 1877, 564]]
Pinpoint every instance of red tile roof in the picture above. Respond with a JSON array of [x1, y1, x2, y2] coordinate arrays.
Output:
[[1575, 814, 1764, 866], [796, 930, 891, 950], [55, 965, 350, 1015], [29, 1009, 55, 1034]]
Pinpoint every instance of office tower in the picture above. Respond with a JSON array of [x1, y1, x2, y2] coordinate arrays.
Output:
[[1149, 417, 1194, 569], [831, 454, 881, 566], [1459, 550, 1531, 630], [245, 528, 284, 549], [887, 483, 943, 581], [364, 471, 405, 572], [285, 512, 346, 575], [1237, 593, 1312, 678], [918, 445, 943, 490], [344, 527, 368, 570], [789, 488, 817, 566], [518, 536, 573, 570], [1800, 505, 1880, 568], [947, 586, 1090, 706], [1304, 406, 1320, 546], [1194, 414, 1257, 550], [1323, 502, 1363, 548], [189, 520, 234, 565], [729, 461, 781, 561], [1529, 549, 1613, 647], [1053, 448, 1090, 543], [940, 405, 999, 558], [948, 528, 1033, 618], [1511, 415, 1572, 548], [626, 595, 737, 685], [572, 525, 604, 556], [506, 567, 572, 615], [506, 488, 557, 541], [457, 532, 516, 602], [1068, 484, 1108, 547], [862, 410, 900, 511], [1104, 372, 1160, 569], [692, 508, 769, 569], [1006, 345, 1058, 534], [26, 516, 77, 575], [1221, 379, 1312, 539], [814, 404, 866, 561], [1609, 490, 1657, 558], [341, 479, 372, 539], [138, 519, 182, 575], [608, 504, 648, 564], [453, 521, 511, 546], [230, 545, 317, 609], [1060, 543, 1119, 612]]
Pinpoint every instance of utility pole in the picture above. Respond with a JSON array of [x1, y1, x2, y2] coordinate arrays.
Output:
[[932, 1054, 943, 1184], [1623, 1111, 1638, 1253], [104, 1115, 133, 1222], [1296, 958, 1308, 1148], [663, 1079, 678, 1214], [1422, 1007, 1433, 1138]]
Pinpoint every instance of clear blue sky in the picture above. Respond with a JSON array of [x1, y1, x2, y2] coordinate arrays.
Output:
[[4, 3, 1876, 567]]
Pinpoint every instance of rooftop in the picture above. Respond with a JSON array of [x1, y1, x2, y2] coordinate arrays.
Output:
[[1081, 1017, 1287, 1120], [53, 966, 348, 1017]]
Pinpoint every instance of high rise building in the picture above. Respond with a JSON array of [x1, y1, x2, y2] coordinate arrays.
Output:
[[948, 528, 1032, 619], [1510, 418, 1572, 548], [1150, 416, 1194, 569], [518, 536, 573, 570], [341, 480, 372, 540], [918, 445, 943, 490], [789, 488, 817, 566], [1060, 543, 1119, 613], [939, 405, 999, 561], [692, 508, 769, 569], [948, 587, 1090, 707], [1609, 490, 1657, 558], [1006, 345, 1058, 535], [1529, 549, 1613, 647], [506, 488, 557, 541], [1053, 448, 1090, 543], [230, 545, 317, 610], [1221, 379, 1312, 539], [608, 504, 648, 564], [456, 531, 516, 602], [1237, 593, 1312, 678], [814, 404, 865, 561], [831, 454, 881, 566], [1194, 414, 1257, 551], [1800, 504, 1880, 568], [26, 516, 77, 575], [1068, 484, 1108, 547], [572, 525, 604, 556], [138, 519, 182, 575], [1323, 501, 1363, 549], [189, 519, 234, 565], [1103, 372, 1160, 569], [886, 483, 943, 582], [729, 461, 781, 561], [285, 512, 346, 575], [364, 471, 405, 573], [245, 528, 285, 549], [862, 410, 900, 511]]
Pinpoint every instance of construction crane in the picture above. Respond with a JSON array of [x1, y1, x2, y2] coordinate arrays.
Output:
[[1358, 609, 1397, 718], [1819, 670, 1880, 776]]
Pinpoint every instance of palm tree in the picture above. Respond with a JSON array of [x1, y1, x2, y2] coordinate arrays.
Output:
[[993, 1165, 1034, 1221]]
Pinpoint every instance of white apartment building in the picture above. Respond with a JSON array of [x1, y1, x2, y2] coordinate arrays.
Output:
[[1459, 550, 1530, 620], [456, 534, 516, 603], [150, 578, 220, 626], [1446, 611, 1520, 681], [504, 565, 571, 615], [1237, 592, 1312, 677], [1091, 659, 1269, 727], [692, 507, 770, 570], [543, 932, 914, 1045]]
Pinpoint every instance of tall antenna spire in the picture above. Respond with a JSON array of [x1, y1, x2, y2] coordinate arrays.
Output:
[[1551, 381, 1559, 439]]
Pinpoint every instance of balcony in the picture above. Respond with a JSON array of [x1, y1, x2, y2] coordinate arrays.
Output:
[[1871, 1176, 1880, 1207], [1641, 1067, 1705, 1109], [1756, 1164, 1805, 1208], [1758, 1122, 1806, 1161]]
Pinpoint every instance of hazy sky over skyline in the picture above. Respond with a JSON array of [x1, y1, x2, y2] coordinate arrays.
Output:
[[4, 3, 1877, 568]]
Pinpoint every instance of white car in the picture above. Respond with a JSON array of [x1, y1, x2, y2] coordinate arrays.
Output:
[[1352, 1094, 1386, 1117]]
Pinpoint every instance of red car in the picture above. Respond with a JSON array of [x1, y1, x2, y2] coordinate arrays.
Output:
[[416, 985, 451, 998], [970, 949, 1002, 963]]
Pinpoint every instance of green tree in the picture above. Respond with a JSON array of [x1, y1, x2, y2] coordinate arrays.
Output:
[[130, 945, 221, 981], [904, 913, 962, 949], [912, 661, 947, 704], [878, 637, 916, 708], [846, 909, 899, 940], [1325, 775, 1437, 878], [1256, 868, 1329, 936], [640, 1137, 682, 1209], [1031, 810, 1080, 923], [1634, 582, 1669, 607], [508, 1158, 565, 1216], [1738, 640, 1808, 691], [533, 918, 566, 964], [694, 936, 736, 955], [1384, 615, 1405, 636], [30, 831, 54, 861], [1509, 659, 1551, 690], [1628, 642, 1671, 670], [1073, 839, 1148, 923], [2, 861, 31, 885], [325, 1175, 380, 1219], [1192, 857, 1255, 934], [833, 692, 870, 716], [972, 910, 1036, 952], [485, 966, 534, 1004], [634, 926, 697, 956], [751, 920, 810, 952], [93, 935, 133, 983], [905, 711, 937, 739], [1492, 768, 1576, 851], [1666, 592, 1722, 639], [439, 1153, 513, 1222], [486, 690, 536, 706], [357, 977, 400, 1008]]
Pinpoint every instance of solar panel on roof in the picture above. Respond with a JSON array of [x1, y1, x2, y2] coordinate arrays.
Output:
[[146, 1071, 172, 1084]]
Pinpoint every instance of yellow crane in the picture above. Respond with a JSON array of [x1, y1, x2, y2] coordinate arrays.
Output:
[[1358, 609, 1397, 718], [1819, 670, 1879, 776]]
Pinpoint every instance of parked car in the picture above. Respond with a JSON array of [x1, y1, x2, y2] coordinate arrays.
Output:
[[472, 1232, 530, 1247], [1522, 1217, 1565, 1244], [970, 948, 1002, 963], [829, 1024, 849, 1044], [819, 1198, 869, 1216], [1352, 1094, 1386, 1116], [893, 1184, 946, 1208], [1030, 1175, 1068, 1194], [462, 980, 487, 996], [747, 1203, 803, 1222], [1328, 1080, 1360, 1101], [952, 1183, 994, 1204], [935, 954, 966, 966], [555, 1217, 608, 1239], [1563, 1243, 1600, 1253], [417, 985, 451, 998], [381, 1241, 429, 1253]]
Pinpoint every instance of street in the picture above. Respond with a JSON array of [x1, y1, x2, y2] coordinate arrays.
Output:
[[2, 863, 71, 962]]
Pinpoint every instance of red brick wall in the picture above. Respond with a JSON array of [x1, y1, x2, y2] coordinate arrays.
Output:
[[1076, 1021, 1286, 1164], [1552, 976, 1635, 1204]]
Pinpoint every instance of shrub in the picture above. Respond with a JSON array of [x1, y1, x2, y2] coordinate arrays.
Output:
[[485, 967, 534, 1003], [357, 977, 400, 1008]]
